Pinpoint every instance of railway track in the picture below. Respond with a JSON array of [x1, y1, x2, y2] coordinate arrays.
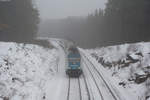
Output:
[[65, 49, 125, 100], [67, 75, 91, 100], [82, 74, 91, 100], [81, 52, 125, 100], [67, 77, 82, 100], [83, 61, 104, 100]]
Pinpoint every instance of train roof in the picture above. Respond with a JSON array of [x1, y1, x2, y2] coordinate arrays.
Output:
[[68, 47, 78, 52]]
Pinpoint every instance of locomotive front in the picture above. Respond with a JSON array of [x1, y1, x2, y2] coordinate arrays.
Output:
[[66, 47, 82, 77]]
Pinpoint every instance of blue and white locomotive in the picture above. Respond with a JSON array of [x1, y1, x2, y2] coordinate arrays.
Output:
[[66, 47, 82, 77]]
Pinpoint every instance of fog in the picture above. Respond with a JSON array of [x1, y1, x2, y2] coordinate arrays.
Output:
[[36, 0, 150, 48], [36, 0, 107, 48], [36, 0, 106, 19], [0, 0, 149, 49]]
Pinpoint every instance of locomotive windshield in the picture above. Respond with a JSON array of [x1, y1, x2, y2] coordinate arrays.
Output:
[[68, 48, 80, 58], [68, 47, 78, 53]]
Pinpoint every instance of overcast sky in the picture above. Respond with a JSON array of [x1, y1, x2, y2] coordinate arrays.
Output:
[[36, 0, 107, 19]]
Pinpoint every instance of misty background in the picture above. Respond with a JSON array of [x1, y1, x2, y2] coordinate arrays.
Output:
[[36, 0, 107, 48], [36, 0, 106, 19], [0, 0, 150, 48]]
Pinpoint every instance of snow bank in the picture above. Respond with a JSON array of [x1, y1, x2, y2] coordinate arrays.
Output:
[[87, 42, 150, 100], [0, 42, 58, 100]]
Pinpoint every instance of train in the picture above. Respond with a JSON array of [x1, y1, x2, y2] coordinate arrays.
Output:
[[66, 47, 82, 77]]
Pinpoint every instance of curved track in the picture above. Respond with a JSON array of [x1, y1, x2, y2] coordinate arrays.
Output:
[[81, 74, 91, 100], [66, 52, 124, 100], [81, 52, 125, 100], [50, 40, 125, 100]]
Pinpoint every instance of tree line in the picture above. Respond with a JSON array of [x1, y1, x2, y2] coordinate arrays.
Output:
[[38, 0, 150, 48], [39, 0, 150, 48], [0, 0, 39, 43], [85, 0, 150, 46]]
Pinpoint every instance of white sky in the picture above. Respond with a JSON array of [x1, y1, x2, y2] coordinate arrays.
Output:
[[35, 0, 107, 19]]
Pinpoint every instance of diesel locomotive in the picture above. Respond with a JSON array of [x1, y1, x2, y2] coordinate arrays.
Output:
[[66, 47, 82, 77]]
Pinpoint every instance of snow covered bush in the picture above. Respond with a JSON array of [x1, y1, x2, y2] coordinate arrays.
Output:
[[0, 42, 58, 100], [88, 42, 150, 100]]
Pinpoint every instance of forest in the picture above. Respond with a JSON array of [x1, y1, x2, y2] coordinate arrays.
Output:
[[0, 0, 150, 48], [0, 0, 39, 43], [39, 0, 150, 48]]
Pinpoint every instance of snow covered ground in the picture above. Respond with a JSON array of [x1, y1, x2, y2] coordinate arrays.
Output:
[[0, 42, 58, 100], [1, 40, 150, 100], [86, 42, 150, 100]]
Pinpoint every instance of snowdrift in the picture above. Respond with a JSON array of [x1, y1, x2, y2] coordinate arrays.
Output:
[[87, 42, 150, 100], [0, 42, 58, 100]]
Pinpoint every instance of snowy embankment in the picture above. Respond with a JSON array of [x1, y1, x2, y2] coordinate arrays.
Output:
[[0, 42, 58, 100], [86, 42, 150, 100]]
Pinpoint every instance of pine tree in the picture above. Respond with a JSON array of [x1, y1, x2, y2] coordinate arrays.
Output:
[[104, 0, 150, 42], [0, 0, 39, 42]]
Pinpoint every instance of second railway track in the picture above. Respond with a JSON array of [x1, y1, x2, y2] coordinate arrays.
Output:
[[81, 51, 126, 100]]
